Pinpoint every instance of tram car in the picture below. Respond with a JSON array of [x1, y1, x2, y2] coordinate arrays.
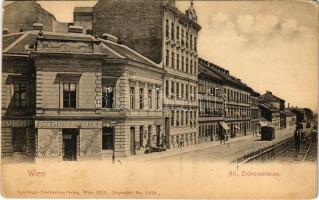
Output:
[[260, 126, 275, 140]]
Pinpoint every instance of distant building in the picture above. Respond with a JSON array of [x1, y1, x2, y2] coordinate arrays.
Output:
[[259, 103, 280, 130], [73, 7, 93, 34], [260, 91, 286, 129], [199, 58, 252, 138], [285, 110, 296, 129], [3, 1, 68, 33]]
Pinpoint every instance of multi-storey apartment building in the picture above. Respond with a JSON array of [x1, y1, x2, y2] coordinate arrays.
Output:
[[198, 63, 224, 143], [2, 24, 165, 161], [92, 0, 201, 149], [198, 58, 252, 138], [250, 91, 261, 134]]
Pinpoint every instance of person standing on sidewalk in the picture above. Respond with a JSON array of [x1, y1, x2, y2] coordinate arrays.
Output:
[[294, 126, 301, 153]]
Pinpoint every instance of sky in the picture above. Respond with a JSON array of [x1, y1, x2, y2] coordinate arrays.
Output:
[[36, 0, 318, 111]]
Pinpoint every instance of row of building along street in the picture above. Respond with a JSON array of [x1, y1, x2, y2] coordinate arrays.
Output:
[[1, 0, 314, 161]]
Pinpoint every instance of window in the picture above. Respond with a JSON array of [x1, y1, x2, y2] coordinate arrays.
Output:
[[171, 52, 175, 69], [181, 111, 184, 126], [171, 82, 175, 98], [130, 87, 135, 110], [13, 82, 27, 108], [186, 85, 189, 100], [194, 61, 197, 75], [194, 36, 197, 51], [186, 31, 189, 47], [171, 22, 175, 40], [166, 19, 169, 38], [190, 34, 193, 50], [177, 25, 180, 40], [186, 111, 189, 125], [186, 58, 189, 73], [166, 50, 169, 67], [190, 59, 193, 75], [102, 85, 114, 109], [147, 89, 152, 110], [176, 111, 180, 126], [176, 54, 180, 70], [181, 84, 184, 99], [12, 128, 26, 152], [181, 56, 184, 72], [176, 83, 180, 99], [139, 88, 144, 109], [171, 111, 174, 126], [166, 80, 169, 97], [190, 85, 193, 100], [63, 83, 77, 108], [102, 127, 114, 150], [156, 89, 160, 110]]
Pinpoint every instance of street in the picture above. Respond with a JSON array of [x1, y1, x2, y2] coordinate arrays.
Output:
[[142, 129, 295, 163]]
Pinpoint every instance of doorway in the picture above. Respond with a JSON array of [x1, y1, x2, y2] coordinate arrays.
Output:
[[130, 127, 136, 155], [62, 129, 78, 161]]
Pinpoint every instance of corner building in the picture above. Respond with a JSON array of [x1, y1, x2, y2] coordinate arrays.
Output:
[[93, 0, 201, 149]]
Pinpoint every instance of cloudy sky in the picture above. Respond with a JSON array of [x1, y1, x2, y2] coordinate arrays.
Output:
[[37, 0, 318, 111]]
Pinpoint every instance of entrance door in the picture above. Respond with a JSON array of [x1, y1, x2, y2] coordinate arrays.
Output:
[[165, 117, 170, 148], [130, 127, 136, 155], [62, 129, 78, 161], [156, 125, 161, 147]]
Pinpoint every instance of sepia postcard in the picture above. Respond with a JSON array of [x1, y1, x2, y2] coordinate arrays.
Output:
[[1, 0, 318, 199]]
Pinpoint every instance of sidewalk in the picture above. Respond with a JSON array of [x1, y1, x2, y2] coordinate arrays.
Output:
[[123, 129, 294, 162], [123, 133, 259, 162]]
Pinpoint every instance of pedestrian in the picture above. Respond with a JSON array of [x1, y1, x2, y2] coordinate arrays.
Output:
[[294, 127, 301, 153]]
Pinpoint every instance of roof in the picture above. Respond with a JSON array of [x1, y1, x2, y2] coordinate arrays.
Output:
[[99, 38, 159, 67], [199, 57, 252, 91], [74, 7, 93, 13], [2, 30, 159, 68], [259, 103, 280, 112], [260, 91, 285, 102], [285, 110, 296, 117], [2, 31, 97, 55], [199, 64, 223, 83]]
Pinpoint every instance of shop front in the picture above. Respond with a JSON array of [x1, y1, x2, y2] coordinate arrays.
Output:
[[35, 120, 102, 161], [1, 119, 35, 160]]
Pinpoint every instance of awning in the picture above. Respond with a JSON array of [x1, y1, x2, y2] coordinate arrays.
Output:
[[219, 122, 230, 130], [235, 125, 240, 130]]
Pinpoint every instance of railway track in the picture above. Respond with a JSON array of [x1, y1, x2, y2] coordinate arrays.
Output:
[[235, 128, 317, 164]]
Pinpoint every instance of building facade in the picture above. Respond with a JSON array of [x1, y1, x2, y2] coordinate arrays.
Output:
[[250, 91, 261, 134], [285, 110, 296, 129], [2, 24, 166, 161], [198, 58, 252, 138], [3, 1, 68, 33], [198, 61, 224, 143], [259, 103, 280, 130]]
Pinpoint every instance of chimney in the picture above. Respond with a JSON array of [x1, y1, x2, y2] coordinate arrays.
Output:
[[33, 23, 43, 31], [68, 25, 83, 33], [102, 33, 118, 43], [288, 103, 290, 108]]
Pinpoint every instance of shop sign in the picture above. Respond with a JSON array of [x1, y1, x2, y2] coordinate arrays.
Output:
[[1, 120, 33, 128], [36, 121, 102, 129]]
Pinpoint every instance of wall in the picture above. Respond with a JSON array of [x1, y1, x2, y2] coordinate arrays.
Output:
[[93, 0, 163, 64]]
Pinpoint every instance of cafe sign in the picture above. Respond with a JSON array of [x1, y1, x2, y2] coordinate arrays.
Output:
[[35, 120, 102, 129]]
